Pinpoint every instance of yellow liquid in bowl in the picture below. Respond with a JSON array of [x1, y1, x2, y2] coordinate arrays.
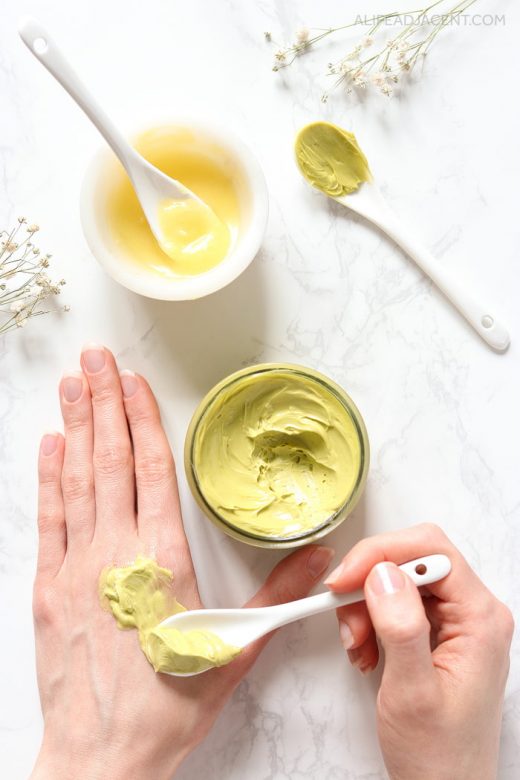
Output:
[[105, 126, 240, 276]]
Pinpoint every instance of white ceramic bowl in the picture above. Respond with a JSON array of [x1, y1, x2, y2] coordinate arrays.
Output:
[[80, 119, 268, 300]]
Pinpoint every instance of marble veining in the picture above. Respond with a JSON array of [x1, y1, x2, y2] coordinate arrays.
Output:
[[0, 1, 519, 778]]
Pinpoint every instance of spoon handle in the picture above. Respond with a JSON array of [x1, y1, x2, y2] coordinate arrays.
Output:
[[266, 554, 451, 630], [18, 17, 137, 174], [375, 216, 510, 352]]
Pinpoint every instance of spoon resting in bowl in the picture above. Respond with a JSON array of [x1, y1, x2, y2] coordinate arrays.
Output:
[[18, 16, 228, 269]]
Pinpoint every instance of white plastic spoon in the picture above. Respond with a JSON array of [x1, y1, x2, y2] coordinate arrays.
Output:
[[160, 553, 451, 677], [335, 180, 510, 351], [18, 16, 217, 258]]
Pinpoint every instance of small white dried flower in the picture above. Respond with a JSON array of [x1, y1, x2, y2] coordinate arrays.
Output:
[[381, 84, 393, 97], [63, 304, 71, 312], [274, 49, 287, 62], [264, 31, 272, 42], [3, 241, 18, 252], [27, 224, 40, 233], [371, 72, 386, 87], [362, 36, 374, 48], [35, 272, 50, 286], [10, 301, 25, 314], [17, 216, 27, 224], [296, 27, 310, 45]]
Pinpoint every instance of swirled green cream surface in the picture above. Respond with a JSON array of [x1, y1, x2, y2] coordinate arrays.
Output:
[[193, 370, 362, 538], [100, 557, 240, 674], [295, 121, 371, 197]]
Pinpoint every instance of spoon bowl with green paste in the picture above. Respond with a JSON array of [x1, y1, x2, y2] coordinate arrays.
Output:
[[295, 121, 510, 351]]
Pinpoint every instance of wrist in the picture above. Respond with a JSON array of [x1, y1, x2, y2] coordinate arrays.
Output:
[[31, 732, 194, 780], [387, 754, 499, 780]]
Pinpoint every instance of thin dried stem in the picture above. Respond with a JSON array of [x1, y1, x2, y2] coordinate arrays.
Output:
[[267, 0, 481, 100]]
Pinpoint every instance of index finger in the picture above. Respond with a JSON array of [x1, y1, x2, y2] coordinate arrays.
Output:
[[325, 523, 488, 607], [119, 370, 197, 597]]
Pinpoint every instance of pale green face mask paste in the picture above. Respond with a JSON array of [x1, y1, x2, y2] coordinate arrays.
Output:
[[100, 557, 241, 675], [295, 121, 372, 197], [192, 370, 362, 539]]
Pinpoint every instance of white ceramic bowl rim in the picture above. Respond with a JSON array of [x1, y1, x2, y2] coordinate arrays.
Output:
[[80, 116, 269, 301]]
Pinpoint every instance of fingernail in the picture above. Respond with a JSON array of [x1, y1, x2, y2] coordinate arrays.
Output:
[[339, 619, 355, 651], [62, 371, 83, 403], [40, 432, 58, 456], [120, 370, 138, 398], [348, 648, 374, 675], [82, 343, 106, 373], [324, 561, 347, 586], [369, 562, 405, 596], [307, 546, 335, 578]]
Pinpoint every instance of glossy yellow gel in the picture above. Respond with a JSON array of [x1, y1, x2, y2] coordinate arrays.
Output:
[[295, 121, 371, 197], [192, 370, 362, 538], [157, 196, 229, 270], [105, 126, 239, 276], [100, 557, 241, 674]]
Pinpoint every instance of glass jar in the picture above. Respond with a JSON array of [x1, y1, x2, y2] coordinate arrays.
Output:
[[184, 363, 369, 549]]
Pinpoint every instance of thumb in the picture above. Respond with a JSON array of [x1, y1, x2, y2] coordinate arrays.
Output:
[[247, 545, 335, 610], [364, 562, 436, 690], [234, 545, 334, 672]]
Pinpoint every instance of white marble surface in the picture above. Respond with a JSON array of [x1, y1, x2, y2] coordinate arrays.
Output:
[[1, 0, 519, 777]]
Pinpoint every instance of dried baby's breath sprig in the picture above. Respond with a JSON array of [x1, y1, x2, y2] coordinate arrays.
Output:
[[0, 219, 69, 336], [268, 0, 480, 99]]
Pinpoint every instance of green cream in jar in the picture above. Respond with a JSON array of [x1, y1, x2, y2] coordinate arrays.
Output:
[[189, 367, 366, 541]]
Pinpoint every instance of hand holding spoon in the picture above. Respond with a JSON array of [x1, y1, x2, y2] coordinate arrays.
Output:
[[18, 17, 226, 263], [295, 122, 510, 352], [160, 553, 451, 677]]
